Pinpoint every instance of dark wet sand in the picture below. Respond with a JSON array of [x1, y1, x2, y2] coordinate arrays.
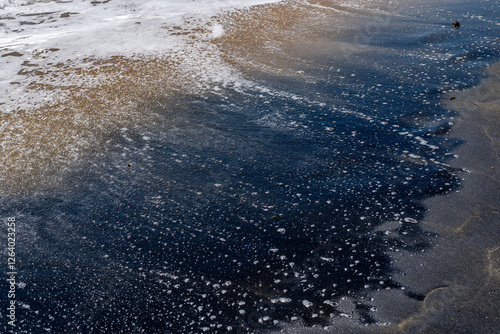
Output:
[[404, 62, 500, 334], [383, 62, 500, 333], [277, 62, 500, 334]]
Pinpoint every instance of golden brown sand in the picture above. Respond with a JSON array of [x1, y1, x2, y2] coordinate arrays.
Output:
[[213, 0, 368, 77]]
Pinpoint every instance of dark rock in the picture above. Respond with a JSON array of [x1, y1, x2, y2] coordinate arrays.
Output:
[[452, 21, 460, 29]]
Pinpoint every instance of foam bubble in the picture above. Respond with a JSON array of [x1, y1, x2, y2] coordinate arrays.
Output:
[[211, 23, 225, 38]]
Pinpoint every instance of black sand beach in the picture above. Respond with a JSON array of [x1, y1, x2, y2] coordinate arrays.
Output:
[[277, 59, 500, 334]]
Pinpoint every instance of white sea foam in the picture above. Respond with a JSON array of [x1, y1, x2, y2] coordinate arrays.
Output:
[[0, 0, 280, 53], [0, 0, 282, 110], [211, 23, 225, 39]]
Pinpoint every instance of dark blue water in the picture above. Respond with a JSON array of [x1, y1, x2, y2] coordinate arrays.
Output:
[[2, 0, 499, 333]]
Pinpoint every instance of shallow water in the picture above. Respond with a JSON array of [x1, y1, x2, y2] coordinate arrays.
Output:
[[1, 0, 499, 333]]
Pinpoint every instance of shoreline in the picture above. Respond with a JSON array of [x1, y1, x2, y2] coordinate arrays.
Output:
[[406, 61, 500, 333], [278, 61, 500, 334], [379, 60, 500, 333]]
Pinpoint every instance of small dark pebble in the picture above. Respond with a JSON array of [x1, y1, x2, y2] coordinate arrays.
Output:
[[60, 12, 71, 18], [127, 163, 131, 168], [449, 97, 456, 100], [452, 21, 460, 29]]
